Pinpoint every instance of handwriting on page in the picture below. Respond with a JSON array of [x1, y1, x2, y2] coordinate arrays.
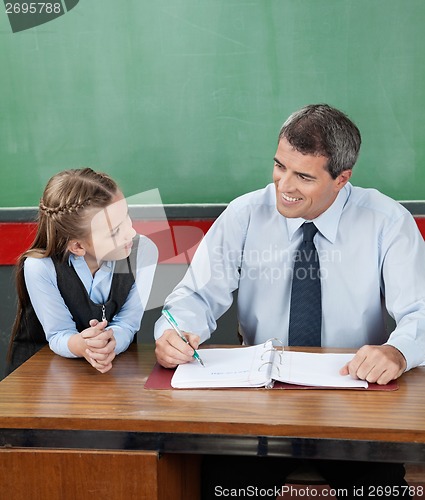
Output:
[[171, 344, 271, 388], [210, 370, 250, 376]]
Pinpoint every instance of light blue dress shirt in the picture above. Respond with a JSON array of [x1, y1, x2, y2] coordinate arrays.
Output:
[[25, 235, 158, 358], [154, 183, 425, 370]]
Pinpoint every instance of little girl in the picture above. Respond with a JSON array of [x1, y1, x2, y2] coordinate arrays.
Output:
[[6, 168, 158, 375]]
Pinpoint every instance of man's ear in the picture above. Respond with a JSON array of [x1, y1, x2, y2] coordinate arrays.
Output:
[[67, 239, 86, 256], [335, 169, 352, 190]]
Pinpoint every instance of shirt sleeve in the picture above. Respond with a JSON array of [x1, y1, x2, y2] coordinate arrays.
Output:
[[381, 212, 425, 370], [24, 257, 79, 358], [110, 235, 158, 354], [154, 203, 247, 343]]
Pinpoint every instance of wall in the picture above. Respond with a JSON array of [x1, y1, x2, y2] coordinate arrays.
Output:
[[0, 0, 425, 206]]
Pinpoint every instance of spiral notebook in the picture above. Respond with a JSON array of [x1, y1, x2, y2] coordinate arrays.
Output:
[[170, 340, 370, 389]]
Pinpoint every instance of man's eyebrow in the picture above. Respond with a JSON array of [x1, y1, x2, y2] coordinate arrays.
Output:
[[273, 156, 284, 167], [273, 157, 318, 180]]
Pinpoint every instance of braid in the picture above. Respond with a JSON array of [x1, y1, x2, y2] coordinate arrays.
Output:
[[39, 198, 92, 217]]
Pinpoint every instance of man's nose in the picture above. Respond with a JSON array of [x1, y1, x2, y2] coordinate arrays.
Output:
[[277, 172, 294, 192]]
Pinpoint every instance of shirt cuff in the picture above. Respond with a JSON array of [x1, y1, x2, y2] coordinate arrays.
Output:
[[154, 316, 210, 344], [48, 332, 79, 359], [111, 325, 134, 355], [386, 335, 425, 371]]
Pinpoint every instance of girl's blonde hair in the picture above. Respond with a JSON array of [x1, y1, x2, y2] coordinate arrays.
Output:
[[9, 168, 119, 352]]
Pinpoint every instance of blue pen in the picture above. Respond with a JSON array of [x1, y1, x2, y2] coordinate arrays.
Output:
[[162, 309, 205, 367]]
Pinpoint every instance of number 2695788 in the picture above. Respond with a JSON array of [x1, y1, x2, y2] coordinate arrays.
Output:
[[5, 3, 62, 15]]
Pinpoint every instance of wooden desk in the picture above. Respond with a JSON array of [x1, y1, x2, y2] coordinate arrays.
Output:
[[0, 345, 424, 499]]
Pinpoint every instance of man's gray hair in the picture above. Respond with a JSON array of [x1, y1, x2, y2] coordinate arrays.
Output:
[[279, 104, 361, 179]]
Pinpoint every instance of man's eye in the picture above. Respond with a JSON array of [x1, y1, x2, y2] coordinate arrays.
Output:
[[299, 174, 311, 181]]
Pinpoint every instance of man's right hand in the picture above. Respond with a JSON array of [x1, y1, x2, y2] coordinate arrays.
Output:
[[155, 329, 201, 368]]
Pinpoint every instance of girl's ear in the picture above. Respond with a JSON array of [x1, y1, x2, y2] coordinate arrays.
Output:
[[67, 239, 86, 256]]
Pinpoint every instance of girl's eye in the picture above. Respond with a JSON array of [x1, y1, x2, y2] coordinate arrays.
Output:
[[111, 227, 120, 237]]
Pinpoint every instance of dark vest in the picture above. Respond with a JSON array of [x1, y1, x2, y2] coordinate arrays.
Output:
[[6, 236, 139, 376]]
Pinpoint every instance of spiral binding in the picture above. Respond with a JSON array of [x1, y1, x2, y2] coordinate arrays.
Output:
[[258, 338, 285, 388]]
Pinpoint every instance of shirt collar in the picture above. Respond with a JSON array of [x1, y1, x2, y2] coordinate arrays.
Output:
[[68, 254, 114, 273], [286, 183, 351, 243]]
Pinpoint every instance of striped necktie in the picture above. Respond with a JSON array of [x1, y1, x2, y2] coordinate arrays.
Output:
[[288, 222, 322, 346]]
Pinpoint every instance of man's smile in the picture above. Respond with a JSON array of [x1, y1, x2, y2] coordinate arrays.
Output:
[[281, 192, 302, 203]]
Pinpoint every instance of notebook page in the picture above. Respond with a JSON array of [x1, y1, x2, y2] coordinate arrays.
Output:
[[171, 343, 273, 388], [270, 351, 368, 388]]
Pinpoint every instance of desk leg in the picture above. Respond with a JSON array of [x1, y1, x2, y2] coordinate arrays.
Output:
[[0, 449, 201, 500]]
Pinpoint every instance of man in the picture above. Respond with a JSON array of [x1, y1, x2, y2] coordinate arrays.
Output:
[[155, 104, 425, 497]]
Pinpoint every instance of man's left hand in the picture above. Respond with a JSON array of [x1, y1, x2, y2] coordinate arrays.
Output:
[[340, 345, 407, 385]]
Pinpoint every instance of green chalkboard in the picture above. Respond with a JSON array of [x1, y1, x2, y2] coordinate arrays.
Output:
[[0, 0, 424, 206]]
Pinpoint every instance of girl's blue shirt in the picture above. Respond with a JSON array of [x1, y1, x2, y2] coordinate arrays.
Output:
[[24, 234, 158, 357]]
